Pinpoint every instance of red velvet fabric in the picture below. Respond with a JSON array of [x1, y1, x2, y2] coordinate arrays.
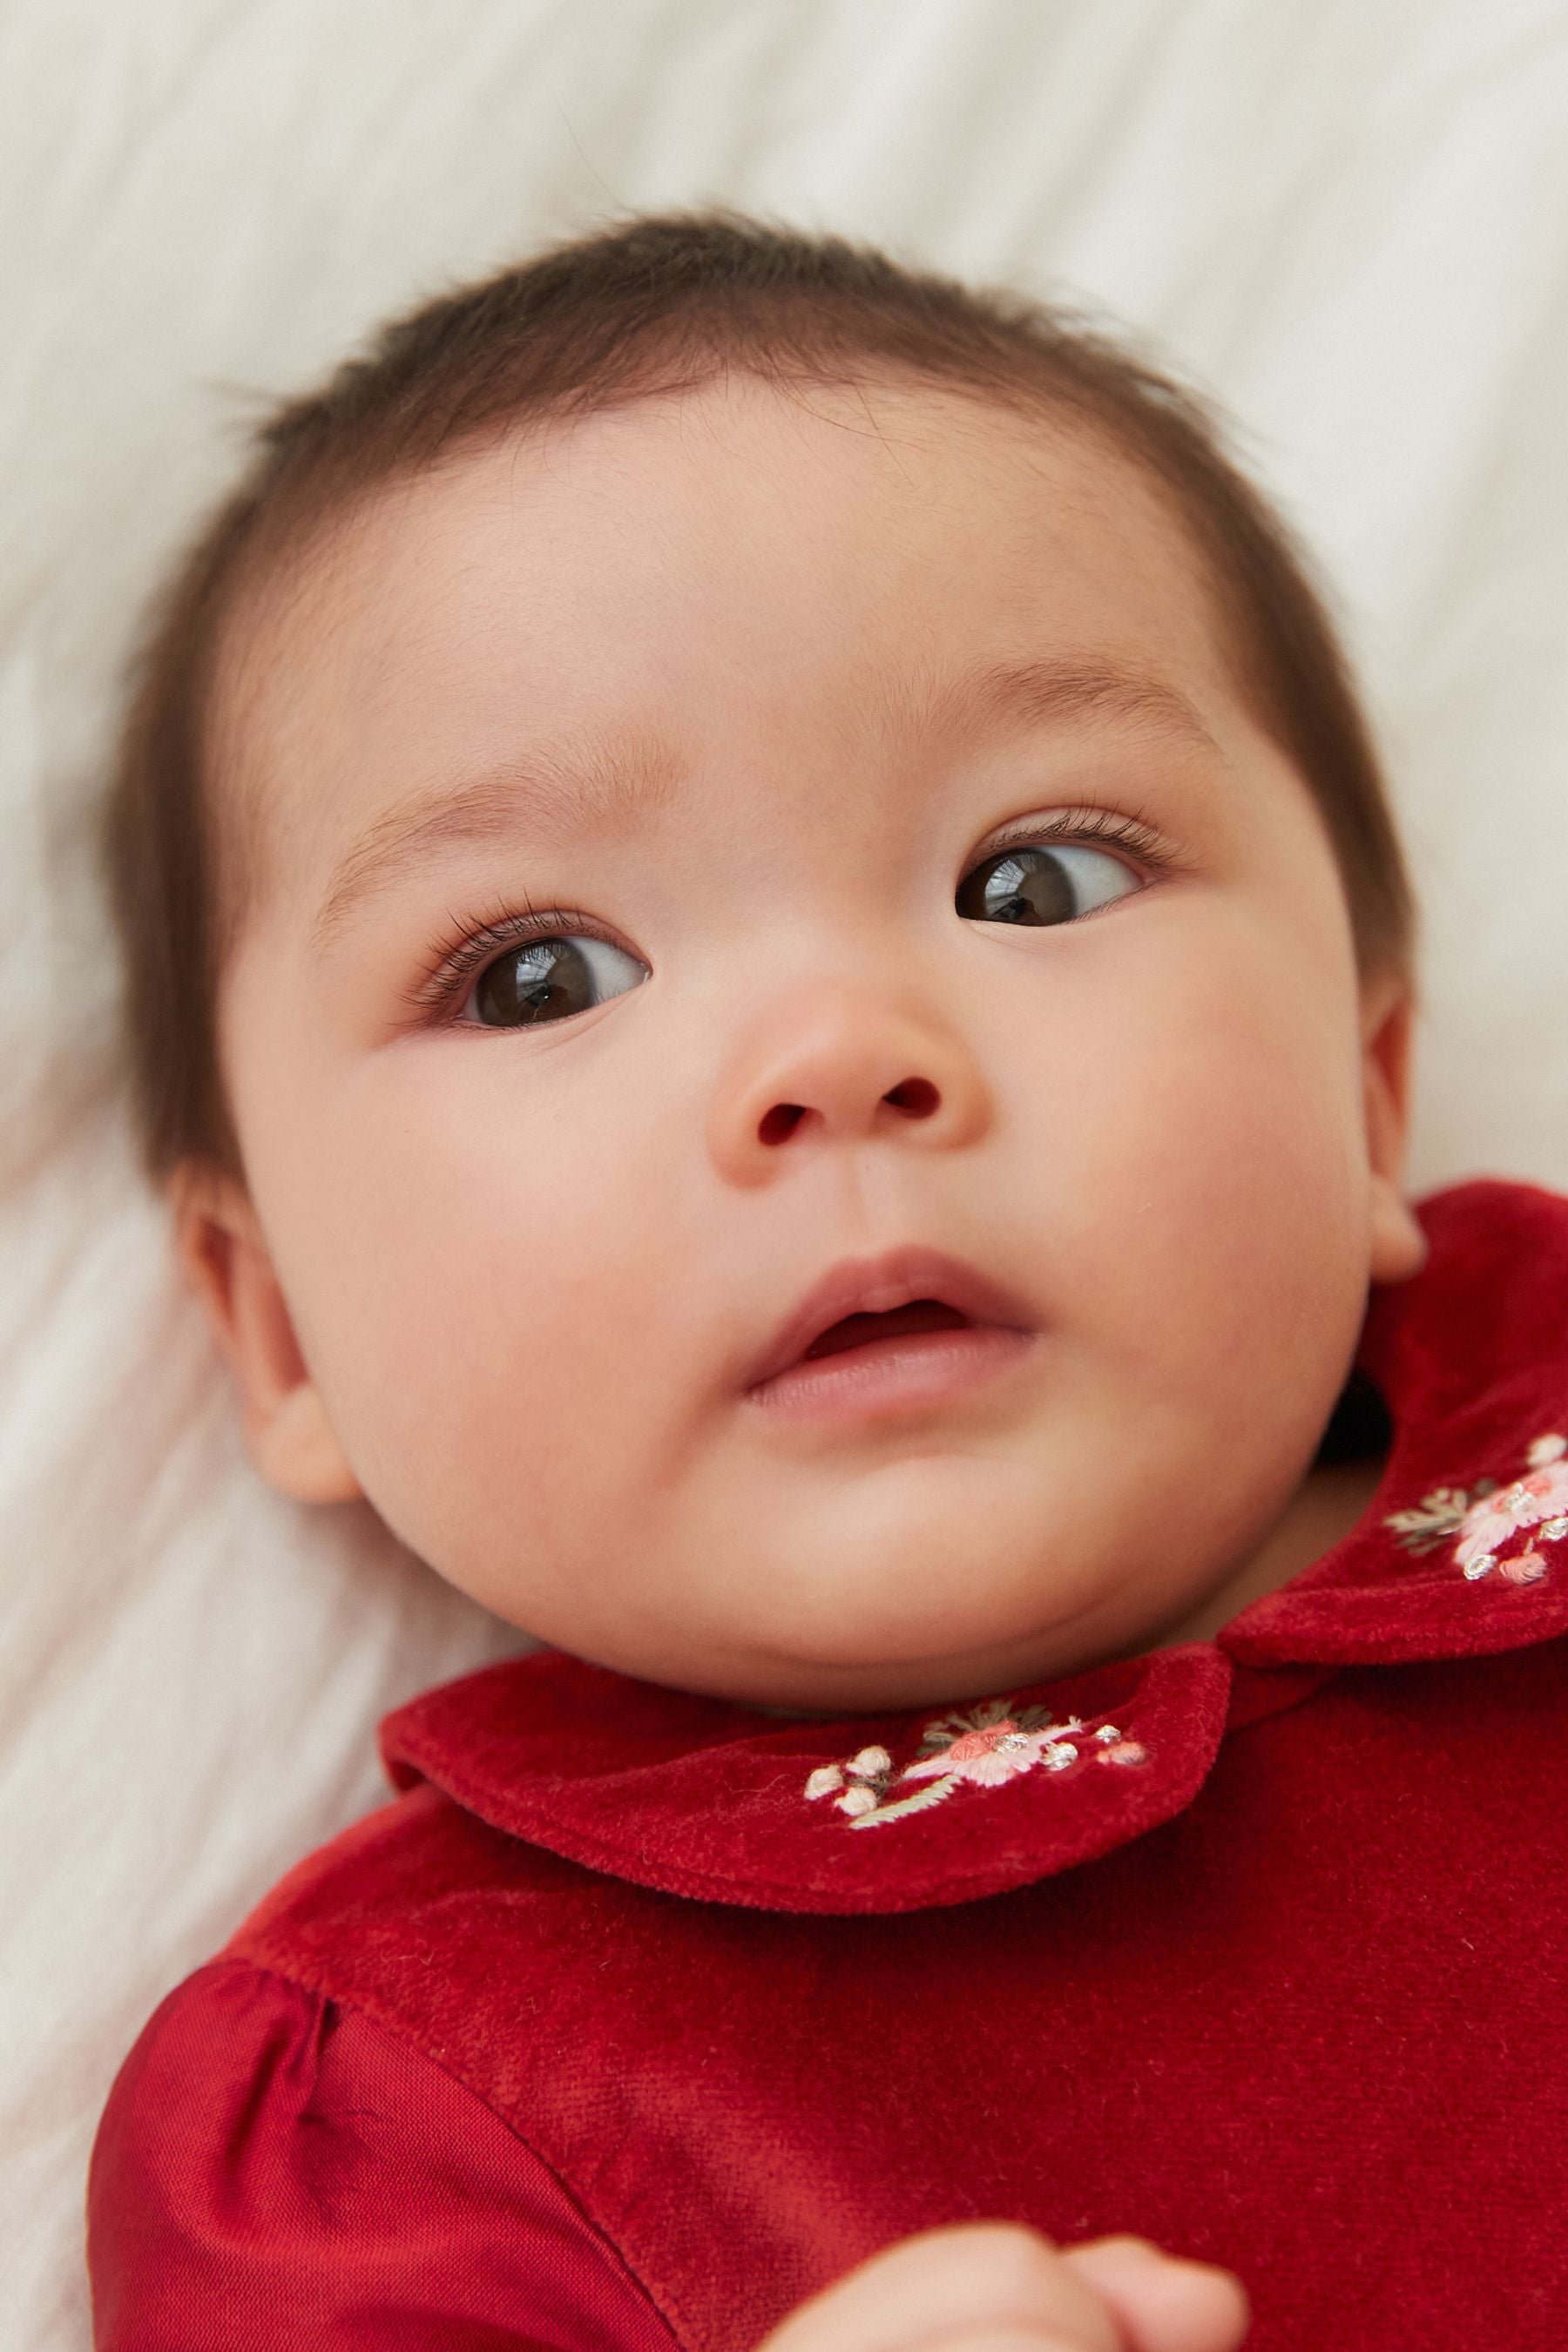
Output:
[[88, 1962, 679, 2350], [90, 1180, 1568, 2349]]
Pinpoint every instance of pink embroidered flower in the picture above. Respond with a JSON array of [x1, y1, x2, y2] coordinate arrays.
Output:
[[1500, 1548, 1548, 1585], [1511, 1461, 1568, 1520], [902, 1719, 1073, 1788], [804, 1696, 1143, 1828], [1389, 1429, 1568, 1578], [1454, 1505, 1516, 1571], [1455, 1459, 1568, 1569]]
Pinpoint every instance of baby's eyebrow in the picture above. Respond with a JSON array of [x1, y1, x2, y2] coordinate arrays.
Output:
[[917, 657, 1220, 758], [308, 734, 676, 959]]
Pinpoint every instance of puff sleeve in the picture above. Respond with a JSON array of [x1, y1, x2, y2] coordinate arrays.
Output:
[[87, 1960, 682, 2352]]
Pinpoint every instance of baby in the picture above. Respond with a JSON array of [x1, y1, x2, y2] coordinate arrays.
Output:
[[87, 214, 1568, 2349]]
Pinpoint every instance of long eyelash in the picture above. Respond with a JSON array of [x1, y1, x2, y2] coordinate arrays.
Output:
[[977, 805, 1186, 877], [402, 896, 611, 1019]]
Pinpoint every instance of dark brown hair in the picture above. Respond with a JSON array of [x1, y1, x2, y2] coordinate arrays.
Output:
[[105, 210, 1415, 1186]]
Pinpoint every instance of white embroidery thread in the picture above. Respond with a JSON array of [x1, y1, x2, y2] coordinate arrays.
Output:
[[803, 1696, 1147, 1829], [1384, 1429, 1566, 1585]]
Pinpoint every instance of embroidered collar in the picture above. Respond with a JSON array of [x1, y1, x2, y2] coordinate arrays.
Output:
[[382, 1180, 1568, 1915]]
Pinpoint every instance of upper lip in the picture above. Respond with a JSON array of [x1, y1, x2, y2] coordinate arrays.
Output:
[[743, 1246, 1037, 1391]]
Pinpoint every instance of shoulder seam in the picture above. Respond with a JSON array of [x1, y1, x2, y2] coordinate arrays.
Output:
[[215, 1945, 698, 2352]]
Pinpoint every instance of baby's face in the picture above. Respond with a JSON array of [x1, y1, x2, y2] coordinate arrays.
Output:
[[203, 378, 1419, 1708]]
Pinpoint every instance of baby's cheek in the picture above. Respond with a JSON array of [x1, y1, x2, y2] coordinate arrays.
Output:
[[300, 1115, 693, 1617], [1018, 920, 1369, 1414]]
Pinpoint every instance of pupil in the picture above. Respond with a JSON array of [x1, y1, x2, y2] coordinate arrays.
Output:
[[474, 938, 597, 1027], [957, 848, 1076, 926]]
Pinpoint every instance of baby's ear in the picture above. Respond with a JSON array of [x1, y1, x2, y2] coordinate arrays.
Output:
[[169, 1163, 364, 1504], [1359, 972, 1428, 1287]]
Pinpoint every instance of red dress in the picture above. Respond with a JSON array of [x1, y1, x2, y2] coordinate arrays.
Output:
[[89, 1180, 1568, 2350]]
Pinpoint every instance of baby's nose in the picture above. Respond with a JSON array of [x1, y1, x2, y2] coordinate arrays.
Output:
[[706, 983, 990, 1186]]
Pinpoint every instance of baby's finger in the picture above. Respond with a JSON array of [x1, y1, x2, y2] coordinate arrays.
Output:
[[1058, 2238, 1249, 2352], [759, 2224, 1123, 2352]]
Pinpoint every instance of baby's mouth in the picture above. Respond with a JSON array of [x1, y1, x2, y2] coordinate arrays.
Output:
[[796, 1300, 976, 1360], [742, 1247, 1037, 1420]]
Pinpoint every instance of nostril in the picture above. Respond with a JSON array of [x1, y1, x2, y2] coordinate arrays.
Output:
[[882, 1077, 940, 1119], [758, 1102, 808, 1146]]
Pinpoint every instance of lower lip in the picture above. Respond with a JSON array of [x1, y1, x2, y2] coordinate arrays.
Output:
[[746, 1325, 1035, 1425]]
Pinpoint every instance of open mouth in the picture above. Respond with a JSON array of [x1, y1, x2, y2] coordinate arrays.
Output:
[[799, 1300, 975, 1360], [744, 1251, 1036, 1423]]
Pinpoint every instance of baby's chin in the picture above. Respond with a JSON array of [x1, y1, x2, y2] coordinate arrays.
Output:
[[578, 1613, 1136, 1717], [550, 1553, 1182, 1718], [420, 1400, 1305, 1713]]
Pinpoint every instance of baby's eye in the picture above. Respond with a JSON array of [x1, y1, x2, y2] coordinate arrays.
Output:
[[956, 841, 1140, 927], [465, 934, 647, 1028]]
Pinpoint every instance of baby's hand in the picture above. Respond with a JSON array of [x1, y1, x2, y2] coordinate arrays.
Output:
[[757, 2222, 1248, 2352]]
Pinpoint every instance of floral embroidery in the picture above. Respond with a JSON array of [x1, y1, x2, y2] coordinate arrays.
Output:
[[1384, 1429, 1567, 1585], [802, 1696, 1148, 1829]]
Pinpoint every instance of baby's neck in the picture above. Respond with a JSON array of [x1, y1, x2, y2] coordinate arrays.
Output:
[[1145, 1450, 1389, 1650]]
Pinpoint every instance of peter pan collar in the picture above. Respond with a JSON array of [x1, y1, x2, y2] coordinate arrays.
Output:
[[382, 1179, 1568, 1915]]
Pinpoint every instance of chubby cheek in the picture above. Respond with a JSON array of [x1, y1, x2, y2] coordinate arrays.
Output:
[[254, 1033, 705, 1628], [1025, 900, 1370, 1472]]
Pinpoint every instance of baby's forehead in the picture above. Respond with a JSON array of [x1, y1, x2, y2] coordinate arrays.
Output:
[[228, 375, 1223, 662], [208, 379, 1240, 922]]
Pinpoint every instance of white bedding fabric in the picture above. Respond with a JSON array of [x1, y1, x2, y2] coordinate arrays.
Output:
[[5, 1, 1568, 2339]]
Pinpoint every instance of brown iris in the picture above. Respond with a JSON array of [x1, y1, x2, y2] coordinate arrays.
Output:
[[956, 848, 1077, 926], [473, 938, 599, 1027]]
